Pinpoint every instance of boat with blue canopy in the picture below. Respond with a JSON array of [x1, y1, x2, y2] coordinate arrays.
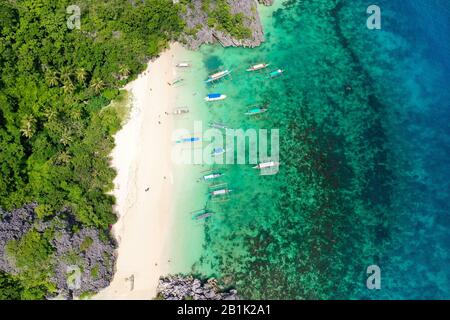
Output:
[[176, 136, 201, 144], [205, 93, 227, 102]]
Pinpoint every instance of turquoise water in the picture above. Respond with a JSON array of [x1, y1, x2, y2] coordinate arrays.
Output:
[[181, 0, 450, 299]]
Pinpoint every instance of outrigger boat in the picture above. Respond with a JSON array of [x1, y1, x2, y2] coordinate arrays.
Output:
[[190, 208, 214, 221], [168, 77, 184, 86], [195, 212, 213, 220], [268, 69, 284, 78], [209, 122, 228, 130], [209, 183, 232, 201], [172, 107, 189, 115], [245, 105, 268, 116], [211, 188, 232, 197], [211, 147, 226, 156], [246, 63, 269, 72], [175, 136, 201, 144], [176, 62, 190, 68], [205, 69, 231, 83], [253, 161, 280, 170], [205, 93, 227, 102], [203, 172, 223, 181]]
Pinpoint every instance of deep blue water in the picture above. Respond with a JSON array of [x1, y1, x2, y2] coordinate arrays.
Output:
[[362, 0, 450, 299]]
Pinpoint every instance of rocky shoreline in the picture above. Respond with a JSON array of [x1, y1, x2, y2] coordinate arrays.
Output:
[[0, 204, 116, 299], [156, 275, 239, 300], [180, 0, 275, 50], [0, 1, 276, 300]]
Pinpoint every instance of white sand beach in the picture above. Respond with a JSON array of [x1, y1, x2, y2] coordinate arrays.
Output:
[[95, 43, 185, 300]]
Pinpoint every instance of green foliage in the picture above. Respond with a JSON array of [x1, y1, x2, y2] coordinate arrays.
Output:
[[209, 1, 252, 40], [0, 0, 183, 228], [0, 272, 24, 300], [0, 0, 183, 298], [102, 88, 120, 101], [6, 229, 53, 272], [181, 0, 252, 40], [90, 265, 99, 279], [79, 290, 95, 300], [80, 236, 93, 252], [5, 229, 56, 299]]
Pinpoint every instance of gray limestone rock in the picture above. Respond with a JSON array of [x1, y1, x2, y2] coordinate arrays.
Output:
[[157, 275, 239, 300], [180, 0, 269, 49]]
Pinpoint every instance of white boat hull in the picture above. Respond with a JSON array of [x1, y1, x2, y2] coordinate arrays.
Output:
[[246, 63, 269, 72], [205, 95, 227, 102], [253, 161, 280, 169]]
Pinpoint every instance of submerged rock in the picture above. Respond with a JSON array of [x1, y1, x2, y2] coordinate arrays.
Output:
[[156, 274, 239, 300]]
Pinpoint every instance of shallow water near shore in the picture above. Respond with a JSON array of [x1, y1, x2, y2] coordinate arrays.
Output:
[[172, 0, 450, 299]]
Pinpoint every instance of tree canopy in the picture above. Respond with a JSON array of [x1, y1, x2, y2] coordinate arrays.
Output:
[[0, 0, 183, 299]]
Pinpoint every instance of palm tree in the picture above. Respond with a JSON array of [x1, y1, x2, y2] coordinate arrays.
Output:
[[20, 114, 36, 139], [43, 107, 57, 121], [69, 106, 82, 121], [62, 80, 75, 94], [75, 68, 87, 84], [45, 70, 59, 87], [90, 78, 105, 93], [59, 66, 72, 84], [59, 129, 73, 146], [56, 151, 71, 165]]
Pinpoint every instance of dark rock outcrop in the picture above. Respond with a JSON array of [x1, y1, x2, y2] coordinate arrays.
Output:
[[0, 205, 116, 299], [51, 227, 115, 298], [157, 275, 239, 300], [0, 204, 36, 274]]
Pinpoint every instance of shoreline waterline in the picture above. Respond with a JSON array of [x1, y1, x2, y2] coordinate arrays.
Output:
[[94, 43, 206, 299]]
